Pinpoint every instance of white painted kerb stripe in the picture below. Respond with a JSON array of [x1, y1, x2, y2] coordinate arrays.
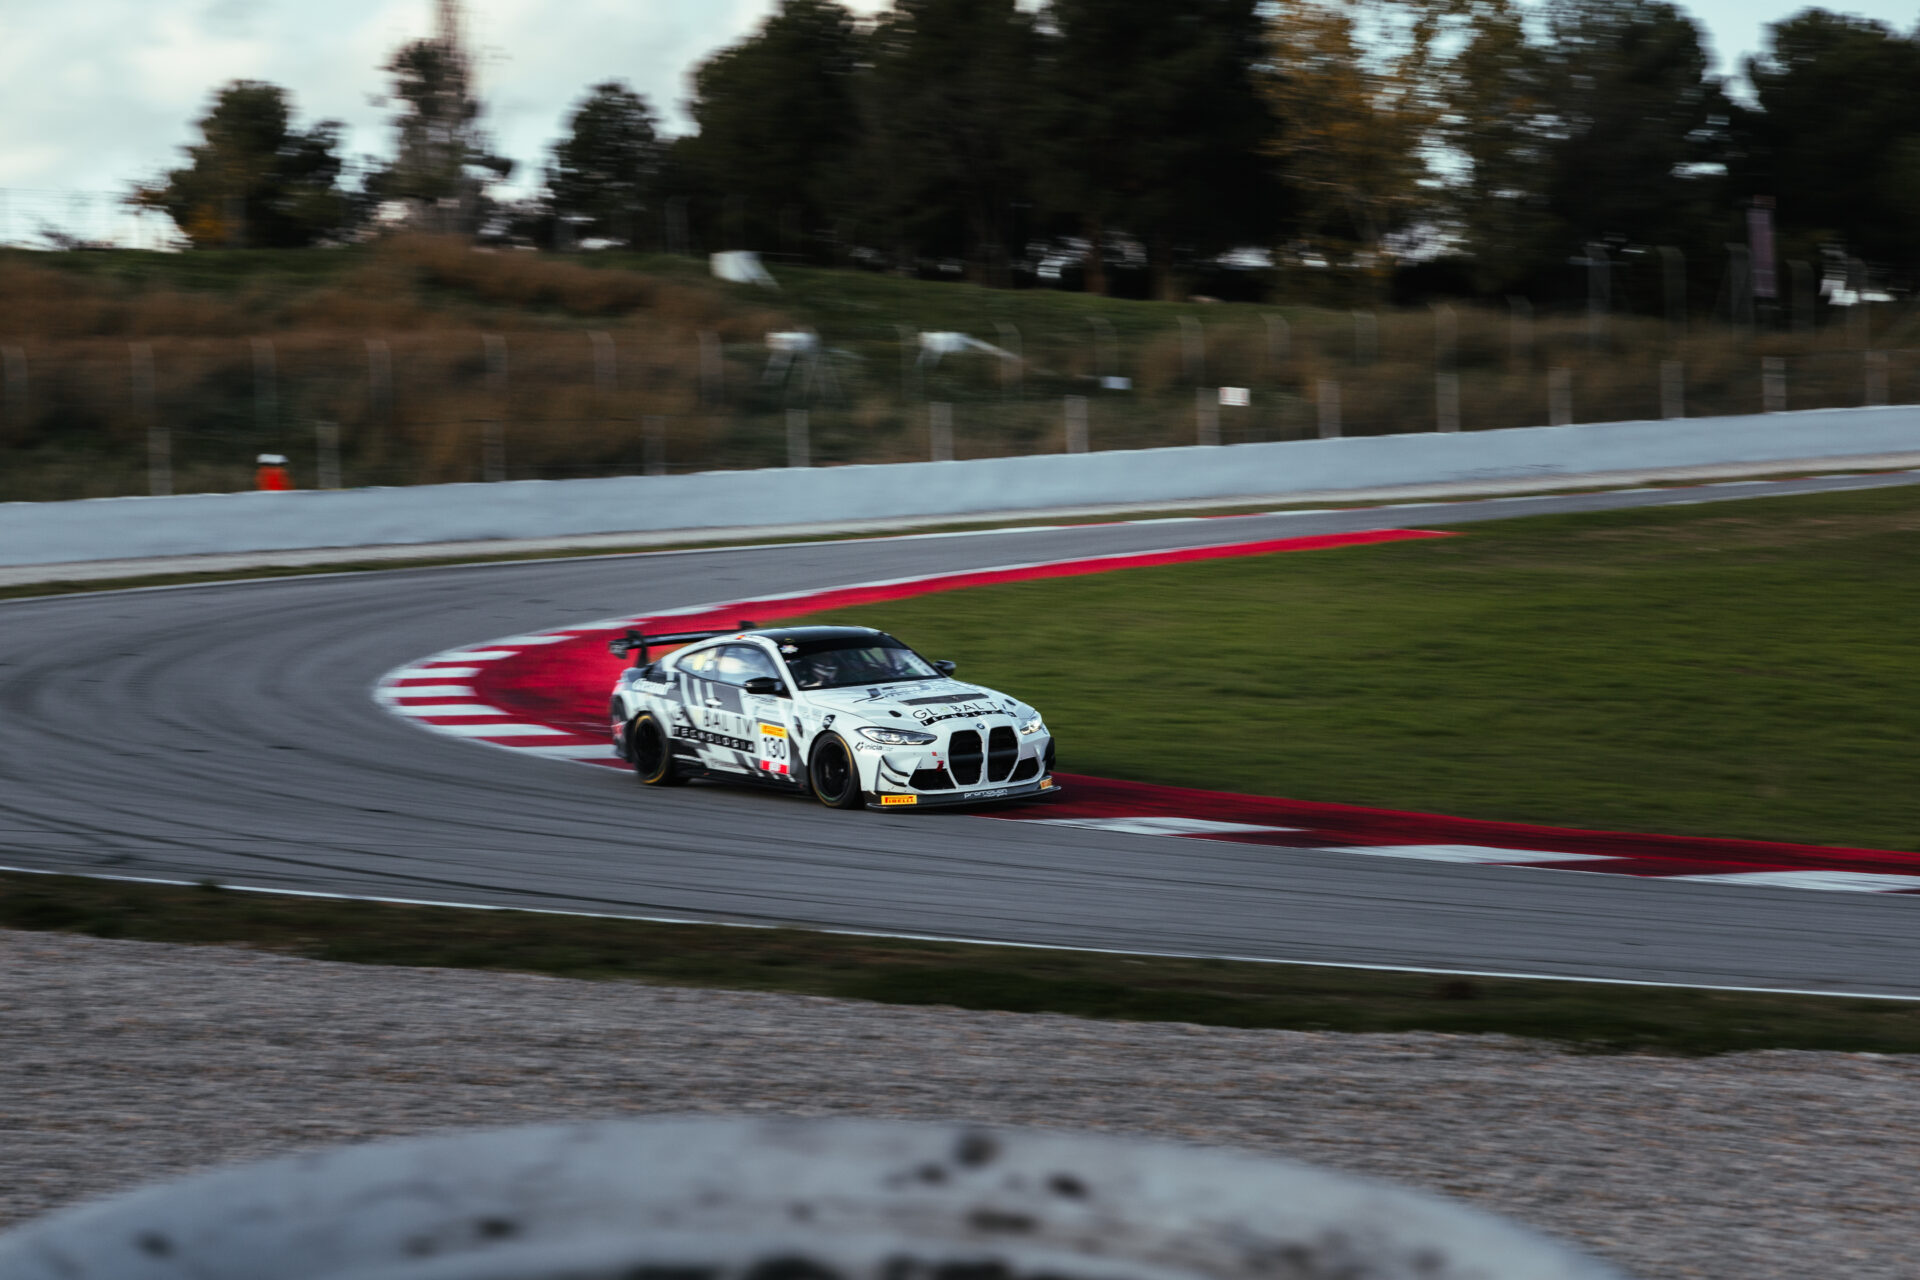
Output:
[[1668, 871, 1920, 893], [1019, 816, 1298, 837], [428, 722, 567, 738], [1330, 844, 1621, 865], [393, 703, 509, 717]]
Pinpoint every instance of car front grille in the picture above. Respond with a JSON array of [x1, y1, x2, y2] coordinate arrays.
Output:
[[948, 730, 983, 785], [909, 767, 954, 790], [987, 726, 1019, 781], [1009, 756, 1039, 783]]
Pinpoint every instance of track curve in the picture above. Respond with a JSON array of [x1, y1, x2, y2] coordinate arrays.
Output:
[[5, 474, 1920, 995]]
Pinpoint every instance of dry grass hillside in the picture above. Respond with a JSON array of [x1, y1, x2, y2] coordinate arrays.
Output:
[[1, 237, 1914, 500]]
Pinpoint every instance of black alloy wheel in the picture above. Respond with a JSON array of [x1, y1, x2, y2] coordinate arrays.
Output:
[[808, 734, 863, 809], [630, 713, 686, 787]]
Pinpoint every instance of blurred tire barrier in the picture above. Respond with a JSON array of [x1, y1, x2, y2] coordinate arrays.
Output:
[[0, 1117, 1626, 1280], [5, 404, 1920, 567]]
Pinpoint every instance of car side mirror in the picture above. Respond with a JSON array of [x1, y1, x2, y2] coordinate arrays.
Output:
[[933, 659, 956, 676], [743, 676, 787, 697]]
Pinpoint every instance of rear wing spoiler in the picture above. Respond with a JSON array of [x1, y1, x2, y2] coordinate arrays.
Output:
[[609, 620, 759, 664]]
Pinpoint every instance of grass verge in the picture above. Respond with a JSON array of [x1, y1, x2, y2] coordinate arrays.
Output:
[[3, 870, 1916, 1055], [792, 482, 1920, 851]]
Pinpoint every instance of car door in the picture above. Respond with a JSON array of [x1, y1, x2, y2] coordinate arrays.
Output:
[[723, 643, 797, 781], [670, 644, 744, 772]]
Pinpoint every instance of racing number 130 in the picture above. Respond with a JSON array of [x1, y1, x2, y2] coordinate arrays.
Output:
[[757, 722, 791, 776]]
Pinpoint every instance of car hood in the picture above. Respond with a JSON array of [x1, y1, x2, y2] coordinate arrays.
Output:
[[801, 678, 1030, 728]]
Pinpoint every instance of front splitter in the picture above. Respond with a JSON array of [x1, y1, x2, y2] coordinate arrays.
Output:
[[865, 777, 1061, 811]]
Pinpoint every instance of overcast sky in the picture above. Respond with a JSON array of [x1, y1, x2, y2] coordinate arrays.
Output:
[[1, 0, 1914, 204]]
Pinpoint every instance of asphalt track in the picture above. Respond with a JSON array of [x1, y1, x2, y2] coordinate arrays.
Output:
[[5, 471, 1919, 995]]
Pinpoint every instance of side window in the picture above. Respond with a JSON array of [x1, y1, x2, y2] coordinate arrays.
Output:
[[676, 646, 719, 677], [713, 644, 780, 686]]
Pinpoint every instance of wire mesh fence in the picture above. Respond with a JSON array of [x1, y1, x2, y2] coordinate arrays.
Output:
[[3, 310, 1918, 502]]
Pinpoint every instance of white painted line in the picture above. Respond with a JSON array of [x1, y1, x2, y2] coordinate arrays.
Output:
[[379, 685, 478, 700], [436, 649, 519, 661], [427, 722, 568, 738], [391, 666, 483, 680], [393, 703, 509, 717], [517, 743, 620, 759], [491, 634, 574, 645], [1667, 871, 1920, 893], [4, 860, 1914, 1001], [1328, 844, 1620, 865], [1021, 816, 1298, 837]]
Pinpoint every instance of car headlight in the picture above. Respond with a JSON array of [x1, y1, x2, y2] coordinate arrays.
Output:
[[1018, 714, 1047, 736], [856, 726, 938, 746]]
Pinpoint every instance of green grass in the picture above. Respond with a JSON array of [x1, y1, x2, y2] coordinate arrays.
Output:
[[791, 483, 1920, 851], [5, 870, 1919, 1055]]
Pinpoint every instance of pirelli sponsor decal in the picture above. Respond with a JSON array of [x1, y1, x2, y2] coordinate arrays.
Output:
[[757, 722, 791, 776], [879, 794, 919, 806]]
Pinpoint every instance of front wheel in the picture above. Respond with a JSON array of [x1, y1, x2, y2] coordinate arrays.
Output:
[[629, 713, 686, 787], [808, 734, 863, 809]]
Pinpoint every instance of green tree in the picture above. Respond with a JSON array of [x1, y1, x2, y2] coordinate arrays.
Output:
[[1741, 10, 1920, 278], [129, 81, 352, 249], [548, 81, 663, 248], [1447, 0, 1731, 294], [1265, 0, 1450, 296], [852, 0, 1041, 283], [1037, 0, 1274, 298], [680, 0, 862, 257], [1438, 2, 1550, 291], [370, 36, 512, 233]]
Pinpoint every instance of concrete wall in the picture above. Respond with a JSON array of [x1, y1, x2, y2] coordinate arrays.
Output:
[[6, 404, 1919, 567]]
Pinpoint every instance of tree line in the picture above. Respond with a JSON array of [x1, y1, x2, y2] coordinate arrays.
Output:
[[129, 0, 1920, 311]]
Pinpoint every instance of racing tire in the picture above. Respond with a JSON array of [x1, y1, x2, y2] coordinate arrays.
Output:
[[629, 713, 686, 787], [807, 734, 863, 809]]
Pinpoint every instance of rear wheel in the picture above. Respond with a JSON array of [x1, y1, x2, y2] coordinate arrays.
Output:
[[808, 734, 863, 809], [629, 713, 686, 787]]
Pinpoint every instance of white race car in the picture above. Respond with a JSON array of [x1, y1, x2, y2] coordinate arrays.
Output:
[[607, 622, 1058, 810]]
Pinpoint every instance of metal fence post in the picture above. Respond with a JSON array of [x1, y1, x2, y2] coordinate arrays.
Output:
[[786, 408, 809, 469], [131, 342, 167, 496], [1435, 373, 1461, 433], [1548, 367, 1573, 426], [995, 322, 1023, 399], [1316, 379, 1341, 438], [365, 337, 392, 431], [1660, 360, 1685, 420], [1, 345, 25, 433], [1351, 310, 1377, 366], [1866, 351, 1889, 407], [1433, 304, 1458, 433], [590, 330, 616, 399], [699, 331, 724, 407], [1063, 395, 1088, 454], [1262, 313, 1290, 379], [482, 334, 507, 482], [1178, 316, 1204, 386], [1196, 386, 1220, 446], [1507, 296, 1532, 369], [1761, 356, 1786, 413], [929, 401, 954, 462], [1658, 246, 1686, 338], [315, 420, 342, 490], [643, 414, 667, 476], [250, 336, 276, 437]]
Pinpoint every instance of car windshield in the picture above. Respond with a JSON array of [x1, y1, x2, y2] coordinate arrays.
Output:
[[784, 637, 939, 690]]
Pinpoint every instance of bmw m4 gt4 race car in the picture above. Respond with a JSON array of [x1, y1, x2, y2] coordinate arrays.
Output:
[[608, 622, 1058, 810]]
